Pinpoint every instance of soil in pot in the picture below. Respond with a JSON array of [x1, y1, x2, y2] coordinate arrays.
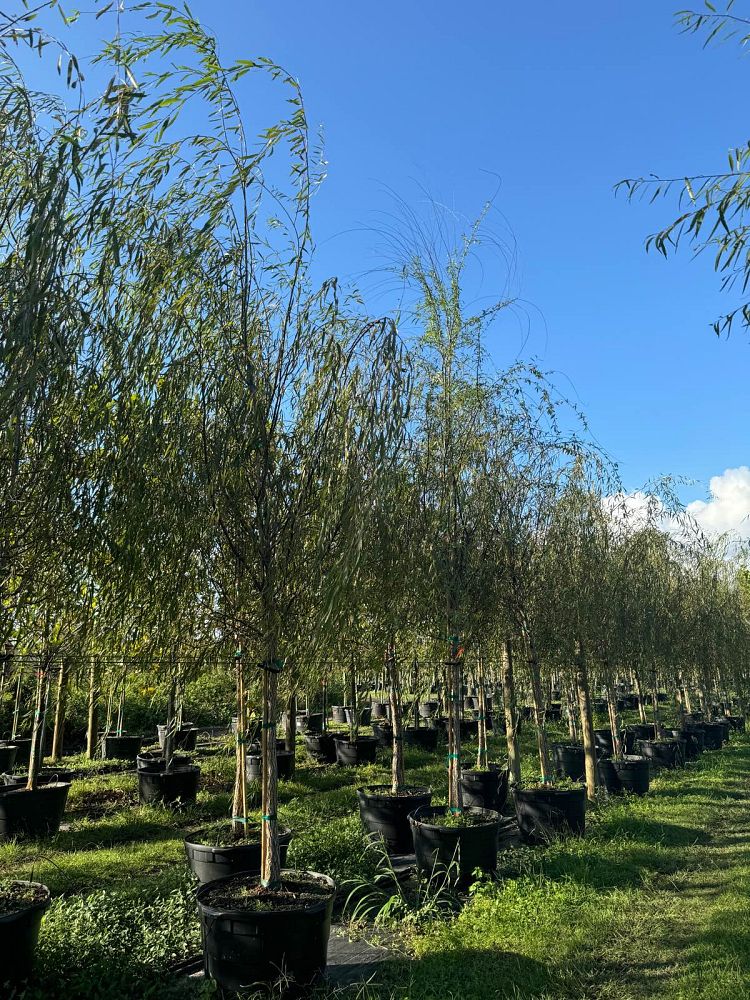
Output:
[[185, 823, 293, 883], [137, 764, 200, 806], [0, 880, 51, 985], [303, 733, 337, 764], [136, 751, 190, 772], [0, 782, 70, 839], [513, 784, 586, 844], [334, 737, 377, 766], [196, 870, 335, 994], [357, 785, 432, 853], [460, 764, 509, 811]]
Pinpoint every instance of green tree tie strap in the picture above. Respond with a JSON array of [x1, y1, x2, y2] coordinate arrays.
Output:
[[231, 815, 249, 823], [262, 813, 276, 822]]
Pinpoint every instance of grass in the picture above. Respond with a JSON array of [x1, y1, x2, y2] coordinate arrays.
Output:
[[2, 713, 749, 998]]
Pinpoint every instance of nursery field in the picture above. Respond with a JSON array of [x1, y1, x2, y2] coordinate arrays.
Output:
[[3, 712, 750, 1000]]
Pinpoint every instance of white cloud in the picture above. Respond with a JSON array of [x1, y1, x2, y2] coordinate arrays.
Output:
[[687, 466, 750, 540]]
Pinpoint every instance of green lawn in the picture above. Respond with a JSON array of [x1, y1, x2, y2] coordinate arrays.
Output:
[[4, 721, 750, 999]]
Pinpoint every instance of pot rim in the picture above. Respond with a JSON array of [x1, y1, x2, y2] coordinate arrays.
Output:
[[195, 869, 336, 917], [356, 784, 431, 799], [0, 879, 51, 924], [184, 825, 293, 852], [408, 804, 500, 829]]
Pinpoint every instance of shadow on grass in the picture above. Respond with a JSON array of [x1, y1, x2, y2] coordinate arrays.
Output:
[[374, 947, 550, 1000]]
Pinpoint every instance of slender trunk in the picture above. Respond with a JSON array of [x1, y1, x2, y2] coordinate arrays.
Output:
[[86, 656, 100, 759], [446, 636, 463, 812], [285, 691, 296, 777], [566, 684, 578, 741], [651, 669, 663, 739], [164, 675, 176, 772], [476, 653, 488, 771], [386, 640, 403, 794], [527, 638, 552, 783], [51, 657, 69, 761], [231, 650, 248, 834], [575, 640, 596, 802], [27, 655, 49, 790], [606, 679, 622, 757], [322, 676, 328, 733], [116, 662, 126, 734], [11, 667, 22, 740], [260, 662, 281, 887], [633, 671, 648, 723], [412, 656, 419, 730], [348, 654, 358, 743], [501, 638, 521, 786]]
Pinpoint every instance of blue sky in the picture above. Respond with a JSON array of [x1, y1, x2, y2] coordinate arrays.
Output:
[[33, 2, 750, 510]]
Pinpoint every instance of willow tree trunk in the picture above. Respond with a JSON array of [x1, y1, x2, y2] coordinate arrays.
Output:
[[501, 638, 521, 786], [651, 669, 663, 739], [575, 640, 596, 802], [284, 691, 296, 777], [527, 638, 552, 783], [476, 654, 488, 771], [446, 638, 463, 812], [566, 684, 579, 742], [386, 641, 404, 794], [27, 656, 50, 790], [51, 657, 69, 761], [633, 672, 648, 723], [86, 656, 101, 760], [260, 664, 281, 887], [164, 676, 177, 772], [606, 679, 622, 757], [231, 652, 248, 834]]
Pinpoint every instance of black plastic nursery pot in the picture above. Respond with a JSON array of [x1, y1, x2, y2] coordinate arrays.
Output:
[[459, 719, 479, 742], [0, 782, 70, 840], [611, 755, 650, 795], [460, 765, 509, 811], [101, 733, 143, 761], [552, 743, 586, 783], [344, 707, 372, 728], [699, 722, 725, 750], [247, 751, 294, 783], [334, 737, 377, 766], [684, 711, 704, 724], [0, 881, 51, 985], [726, 715, 745, 732], [196, 870, 336, 994], [545, 704, 563, 723], [592, 699, 608, 714], [666, 729, 701, 761], [409, 805, 501, 885], [513, 784, 586, 844], [9, 738, 32, 767], [636, 739, 683, 770], [357, 785, 432, 853], [137, 764, 200, 806], [370, 722, 393, 749], [0, 743, 17, 772], [136, 751, 190, 771], [303, 733, 337, 764], [157, 724, 198, 752], [418, 701, 439, 719], [370, 701, 390, 720], [464, 696, 479, 712], [712, 719, 731, 744], [331, 706, 348, 725], [301, 713, 323, 734], [624, 724, 656, 754], [185, 827, 293, 883], [402, 727, 439, 752], [593, 729, 614, 755]]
